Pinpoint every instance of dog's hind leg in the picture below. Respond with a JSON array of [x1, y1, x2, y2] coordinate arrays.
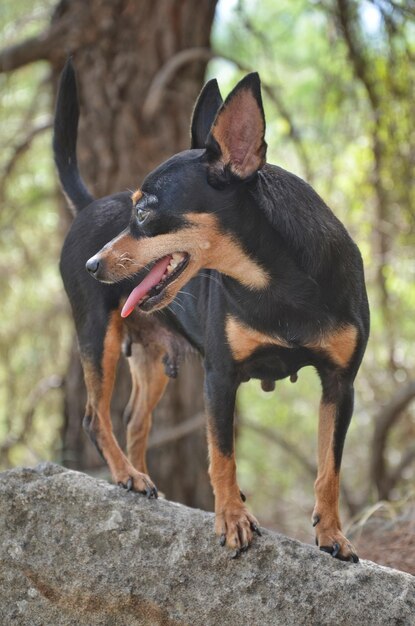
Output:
[[312, 368, 358, 561], [81, 311, 158, 496], [124, 342, 169, 474]]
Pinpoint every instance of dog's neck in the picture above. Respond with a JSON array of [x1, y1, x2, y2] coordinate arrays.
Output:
[[210, 196, 326, 337]]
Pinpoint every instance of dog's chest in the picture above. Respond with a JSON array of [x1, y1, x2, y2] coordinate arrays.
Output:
[[225, 315, 290, 361], [225, 314, 358, 376]]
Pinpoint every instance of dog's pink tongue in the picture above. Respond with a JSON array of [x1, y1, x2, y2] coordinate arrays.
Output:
[[121, 255, 172, 318]]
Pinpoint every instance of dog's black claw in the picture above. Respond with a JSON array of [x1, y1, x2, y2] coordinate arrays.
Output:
[[251, 523, 262, 536], [118, 480, 132, 491], [319, 546, 333, 555], [240, 543, 249, 553], [312, 514, 320, 527], [146, 485, 158, 499], [332, 542, 340, 558], [350, 553, 359, 563], [219, 534, 226, 547], [231, 549, 241, 559], [240, 490, 246, 502]]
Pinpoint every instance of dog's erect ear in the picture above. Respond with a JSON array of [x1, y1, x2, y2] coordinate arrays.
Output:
[[191, 79, 223, 149], [206, 72, 267, 180]]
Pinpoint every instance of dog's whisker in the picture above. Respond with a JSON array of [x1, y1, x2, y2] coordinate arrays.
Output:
[[171, 297, 186, 312], [177, 290, 197, 300], [197, 272, 224, 289]]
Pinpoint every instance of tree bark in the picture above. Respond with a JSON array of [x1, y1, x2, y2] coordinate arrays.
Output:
[[52, 0, 217, 510]]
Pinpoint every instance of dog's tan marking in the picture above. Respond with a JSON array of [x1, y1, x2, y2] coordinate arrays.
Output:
[[226, 315, 290, 361], [186, 213, 269, 289], [82, 312, 157, 492], [207, 424, 258, 550], [312, 401, 358, 559], [314, 401, 340, 529], [89, 311, 127, 477], [98, 212, 269, 294], [306, 325, 358, 368], [226, 317, 357, 368], [208, 427, 238, 504], [131, 188, 143, 204], [126, 343, 169, 473]]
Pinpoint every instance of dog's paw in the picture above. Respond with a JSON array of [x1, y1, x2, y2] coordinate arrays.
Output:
[[314, 521, 358, 562], [215, 503, 261, 557], [116, 468, 158, 498]]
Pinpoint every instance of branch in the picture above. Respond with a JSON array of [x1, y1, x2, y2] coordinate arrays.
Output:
[[335, 0, 379, 110], [261, 83, 315, 183], [148, 412, 205, 449], [335, 0, 398, 369], [0, 9, 98, 74], [0, 375, 63, 456], [241, 417, 317, 476], [235, 6, 315, 181], [142, 47, 220, 119], [388, 445, 415, 491], [0, 32, 55, 73], [370, 380, 415, 499], [242, 417, 359, 516], [0, 120, 52, 200]]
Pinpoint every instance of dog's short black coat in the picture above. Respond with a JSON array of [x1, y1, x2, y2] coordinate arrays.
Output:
[[56, 60, 369, 561]]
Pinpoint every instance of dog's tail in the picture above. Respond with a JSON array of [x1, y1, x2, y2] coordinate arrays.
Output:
[[53, 59, 94, 215]]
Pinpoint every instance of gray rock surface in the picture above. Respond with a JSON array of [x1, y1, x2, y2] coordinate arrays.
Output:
[[0, 463, 413, 625]]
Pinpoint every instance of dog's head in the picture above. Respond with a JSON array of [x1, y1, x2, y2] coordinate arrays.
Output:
[[86, 73, 269, 316]]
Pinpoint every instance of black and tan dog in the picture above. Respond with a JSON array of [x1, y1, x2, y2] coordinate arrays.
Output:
[[55, 60, 369, 561]]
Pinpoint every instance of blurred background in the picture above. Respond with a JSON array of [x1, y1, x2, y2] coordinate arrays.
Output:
[[0, 0, 414, 573]]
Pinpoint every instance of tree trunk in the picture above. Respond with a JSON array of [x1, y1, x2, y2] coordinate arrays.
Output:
[[53, 0, 217, 510]]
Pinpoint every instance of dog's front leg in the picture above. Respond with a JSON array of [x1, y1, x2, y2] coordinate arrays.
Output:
[[204, 369, 261, 555]]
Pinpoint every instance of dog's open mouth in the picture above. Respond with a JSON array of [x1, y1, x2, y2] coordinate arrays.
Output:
[[121, 252, 189, 317]]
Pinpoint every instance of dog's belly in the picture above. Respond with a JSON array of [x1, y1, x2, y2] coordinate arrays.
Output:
[[238, 345, 314, 382]]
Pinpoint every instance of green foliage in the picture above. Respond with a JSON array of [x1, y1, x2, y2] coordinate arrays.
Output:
[[0, 3, 69, 468]]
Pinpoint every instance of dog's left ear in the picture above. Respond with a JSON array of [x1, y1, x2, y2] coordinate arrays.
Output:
[[206, 72, 267, 180], [191, 79, 223, 149]]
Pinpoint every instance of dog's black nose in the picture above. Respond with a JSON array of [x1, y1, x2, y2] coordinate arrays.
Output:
[[86, 256, 100, 275]]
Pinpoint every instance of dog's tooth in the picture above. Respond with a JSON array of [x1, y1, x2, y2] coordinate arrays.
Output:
[[172, 252, 183, 262]]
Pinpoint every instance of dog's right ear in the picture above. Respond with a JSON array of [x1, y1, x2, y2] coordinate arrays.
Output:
[[205, 73, 267, 182], [190, 79, 223, 149]]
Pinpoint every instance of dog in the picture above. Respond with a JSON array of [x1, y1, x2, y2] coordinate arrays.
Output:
[[55, 59, 369, 561]]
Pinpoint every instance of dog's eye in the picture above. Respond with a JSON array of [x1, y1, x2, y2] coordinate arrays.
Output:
[[136, 208, 150, 224]]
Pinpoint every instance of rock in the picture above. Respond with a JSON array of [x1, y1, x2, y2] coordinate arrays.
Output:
[[0, 463, 413, 626]]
